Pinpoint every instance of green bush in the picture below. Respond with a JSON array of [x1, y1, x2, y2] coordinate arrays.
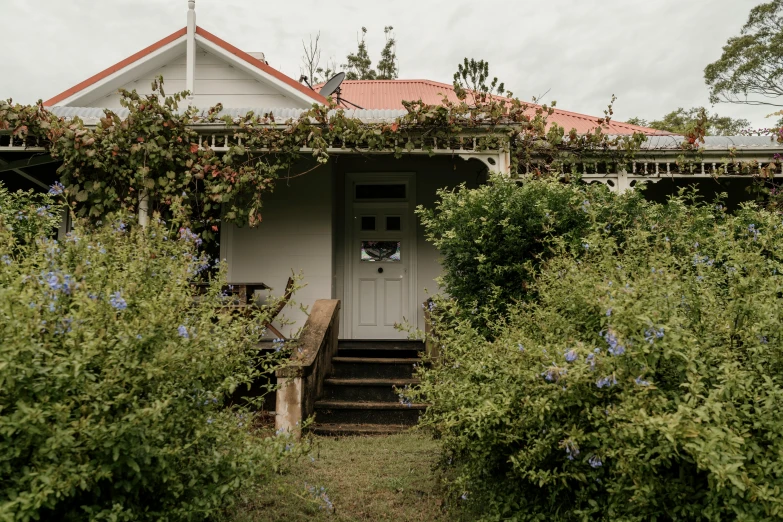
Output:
[[414, 191, 783, 520], [417, 176, 648, 325], [0, 190, 301, 521]]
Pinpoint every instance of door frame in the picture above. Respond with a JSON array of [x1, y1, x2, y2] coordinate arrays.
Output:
[[343, 172, 418, 339]]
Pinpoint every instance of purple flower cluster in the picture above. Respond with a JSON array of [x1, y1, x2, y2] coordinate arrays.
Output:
[[596, 375, 617, 388], [588, 455, 603, 468], [109, 291, 127, 311], [178, 227, 203, 247], [563, 439, 580, 461], [634, 376, 651, 387], [644, 326, 664, 344], [48, 182, 65, 196], [603, 330, 625, 356]]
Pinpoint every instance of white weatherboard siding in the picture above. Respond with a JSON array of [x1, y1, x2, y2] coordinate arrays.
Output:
[[222, 163, 334, 337], [84, 47, 301, 109]]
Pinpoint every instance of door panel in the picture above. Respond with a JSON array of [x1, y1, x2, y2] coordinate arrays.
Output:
[[384, 278, 403, 326], [358, 279, 377, 325]]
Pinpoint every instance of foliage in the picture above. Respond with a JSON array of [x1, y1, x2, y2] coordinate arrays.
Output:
[[0, 188, 304, 521], [0, 184, 63, 250], [417, 177, 648, 327], [627, 107, 751, 136], [413, 189, 783, 520], [704, 0, 783, 107]]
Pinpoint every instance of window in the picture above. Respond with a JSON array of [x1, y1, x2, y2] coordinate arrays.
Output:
[[385, 216, 401, 231], [360, 241, 401, 262], [361, 216, 376, 231], [355, 184, 406, 200]]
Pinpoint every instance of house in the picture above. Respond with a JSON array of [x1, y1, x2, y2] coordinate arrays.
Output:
[[4, 0, 782, 434], [5, 1, 781, 343]]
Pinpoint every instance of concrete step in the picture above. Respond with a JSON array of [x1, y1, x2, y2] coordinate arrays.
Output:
[[337, 340, 424, 359], [311, 423, 411, 436], [322, 378, 419, 402], [314, 400, 426, 425], [330, 357, 420, 379]]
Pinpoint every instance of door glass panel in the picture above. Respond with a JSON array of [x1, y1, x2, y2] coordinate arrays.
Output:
[[360, 241, 401, 262], [385, 216, 401, 231], [355, 184, 406, 199], [361, 216, 376, 231]]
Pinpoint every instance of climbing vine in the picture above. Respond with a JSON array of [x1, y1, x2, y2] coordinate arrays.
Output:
[[2, 76, 779, 240]]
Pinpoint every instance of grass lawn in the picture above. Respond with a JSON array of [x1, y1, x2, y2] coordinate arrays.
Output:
[[229, 431, 459, 521]]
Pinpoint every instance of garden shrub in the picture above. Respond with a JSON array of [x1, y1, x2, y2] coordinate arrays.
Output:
[[417, 176, 649, 326], [0, 188, 302, 521], [413, 191, 783, 520]]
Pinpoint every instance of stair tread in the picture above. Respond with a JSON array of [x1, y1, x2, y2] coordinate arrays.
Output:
[[311, 423, 411, 435], [332, 356, 420, 364], [315, 400, 427, 410], [324, 378, 419, 386]]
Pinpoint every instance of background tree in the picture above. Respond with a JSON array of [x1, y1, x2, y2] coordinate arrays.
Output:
[[626, 107, 750, 135], [376, 26, 398, 80], [452, 58, 506, 105], [343, 27, 376, 80], [299, 32, 338, 86], [704, 0, 783, 107]]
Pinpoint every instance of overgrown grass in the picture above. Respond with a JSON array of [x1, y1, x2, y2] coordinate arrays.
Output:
[[228, 432, 458, 521]]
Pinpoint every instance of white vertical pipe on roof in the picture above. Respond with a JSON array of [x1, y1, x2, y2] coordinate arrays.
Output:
[[186, 1, 196, 104]]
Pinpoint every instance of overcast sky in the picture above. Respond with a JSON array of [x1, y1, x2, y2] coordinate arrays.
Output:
[[3, 0, 777, 128]]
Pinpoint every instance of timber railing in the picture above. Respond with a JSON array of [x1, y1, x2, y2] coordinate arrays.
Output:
[[275, 299, 340, 436]]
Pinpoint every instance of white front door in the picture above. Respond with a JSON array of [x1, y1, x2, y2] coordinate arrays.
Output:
[[346, 175, 415, 339]]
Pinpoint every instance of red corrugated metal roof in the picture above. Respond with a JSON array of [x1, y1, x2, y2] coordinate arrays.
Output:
[[317, 79, 670, 135]]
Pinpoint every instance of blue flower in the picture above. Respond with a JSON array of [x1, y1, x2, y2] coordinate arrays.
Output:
[[109, 291, 127, 311], [634, 376, 651, 386], [564, 349, 578, 363], [582, 242, 590, 250], [44, 271, 61, 291], [178, 325, 189, 338], [644, 326, 664, 344], [273, 338, 286, 352], [606, 308, 612, 317], [596, 375, 617, 388], [48, 182, 65, 196], [1, 255, 11, 265], [207, 417, 214, 424], [517, 343, 525, 352], [603, 330, 625, 356], [588, 455, 603, 468], [563, 439, 580, 460]]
